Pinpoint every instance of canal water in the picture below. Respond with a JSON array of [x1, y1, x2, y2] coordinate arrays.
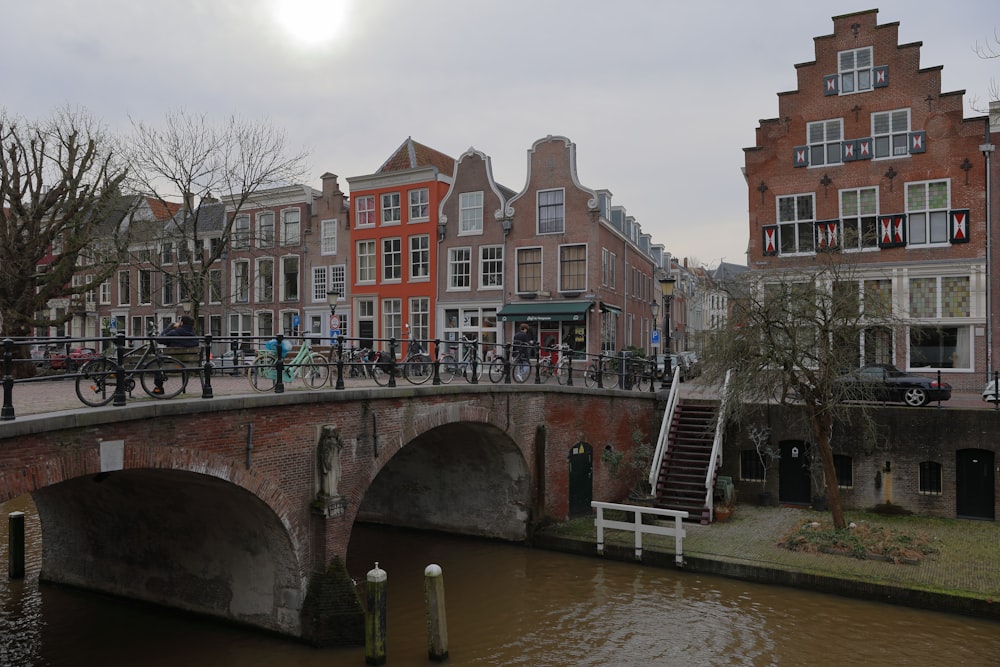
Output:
[[3, 494, 999, 666]]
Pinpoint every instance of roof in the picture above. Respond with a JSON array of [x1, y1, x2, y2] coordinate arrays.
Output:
[[376, 137, 455, 176], [146, 197, 181, 221]]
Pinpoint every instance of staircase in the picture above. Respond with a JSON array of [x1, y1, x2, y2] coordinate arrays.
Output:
[[653, 399, 719, 524]]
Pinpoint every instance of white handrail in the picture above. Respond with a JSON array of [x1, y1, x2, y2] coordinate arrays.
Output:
[[592, 501, 688, 564], [648, 365, 681, 491], [703, 369, 732, 521]]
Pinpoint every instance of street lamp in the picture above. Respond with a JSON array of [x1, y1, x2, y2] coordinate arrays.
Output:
[[659, 276, 676, 390], [326, 290, 341, 316]]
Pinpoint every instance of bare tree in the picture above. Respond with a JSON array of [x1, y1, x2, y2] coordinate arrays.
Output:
[[0, 107, 131, 343], [971, 30, 1000, 112], [122, 111, 308, 323], [701, 254, 896, 529]]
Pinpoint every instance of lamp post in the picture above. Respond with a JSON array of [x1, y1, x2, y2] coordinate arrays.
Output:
[[649, 298, 660, 377], [326, 290, 341, 341], [659, 276, 676, 390]]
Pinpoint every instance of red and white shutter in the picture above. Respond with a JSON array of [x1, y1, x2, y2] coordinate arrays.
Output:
[[950, 209, 970, 243]]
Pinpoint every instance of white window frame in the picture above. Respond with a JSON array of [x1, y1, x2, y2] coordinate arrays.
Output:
[[382, 298, 402, 343], [233, 216, 250, 249], [459, 191, 484, 235], [256, 257, 274, 303], [409, 234, 430, 281], [118, 270, 131, 306], [381, 192, 401, 225], [356, 195, 376, 228], [872, 108, 910, 159], [776, 193, 816, 256], [480, 245, 503, 290], [516, 246, 543, 294], [839, 187, 880, 252], [280, 255, 300, 302], [382, 237, 402, 282], [209, 269, 222, 304], [257, 212, 275, 248], [312, 266, 328, 302], [559, 243, 587, 292], [233, 261, 250, 303], [321, 218, 337, 255], [807, 119, 843, 168], [357, 239, 376, 284], [448, 247, 472, 291], [408, 188, 429, 222], [409, 296, 430, 344], [838, 46, 873, 95], [905, 179, 950, 247], [281, 208, 301, 246]]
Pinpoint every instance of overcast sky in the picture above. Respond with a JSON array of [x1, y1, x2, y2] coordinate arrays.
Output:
[[2, 1, 996, 269]]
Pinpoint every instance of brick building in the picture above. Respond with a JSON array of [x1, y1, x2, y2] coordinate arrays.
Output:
[[745, 9, 993, 391]]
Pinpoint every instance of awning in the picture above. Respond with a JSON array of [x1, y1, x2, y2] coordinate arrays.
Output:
[[497, 301, 592, 323], [600, 303, 622, 315]]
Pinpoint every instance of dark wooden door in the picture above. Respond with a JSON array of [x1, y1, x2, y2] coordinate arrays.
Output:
[[778, 440, 811, 505], [568, 442, 593, 517], [956, 449, 995, 519]]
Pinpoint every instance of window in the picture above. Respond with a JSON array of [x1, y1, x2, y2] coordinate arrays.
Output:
[[839, 46, 872, 94], [448, 247, 471, 290], [256, 258, 274, 302], [409, 188, 429, 221], [161, 242, 173, 264], [281, 256, 299, 301], [118, 271, 131, 306], [139, 270, 151, 305], [382, 298, 401, 342], [233, 261, 249, 303], [600, 309, 618, 354], [608, 252, 616, 289], [357, 240, 376, 283], [739, 450, 766, 483], [379, 238, 401, 282], [409, 296, 430, 344], [840, 188, 879, 251], [833, 454, 853, 489], [807, 119, 842, 167], [258, 311, 274, 338], [177, 242, 190, 264], [209, 269, 222, 304], [601, 249, 609, 286], [162, 273, 174, 305], [872, 109, 910, 159], [233, 216, 250, 249], [909, 325, 971, 370], [330, 264, 346, 301], [312, 266, 328, 302], [356, 195, 375, 227], [919, 461, 942, 495], [381, 192, 401, 225], [777, 194, 815, 255], [99, 280, 111, 305], [321, 218, 337, 255], [282, 209, 301, 246], [311, 265, 346, 303], [257, 212, 275, 248], [560, 244, 587, 292], [516, 247, 542, 293], [480, 245, 503, 289], [906, 180, 949, 246], [460, 191, 484, 234], [410, 235, 430, 279], [538, 189, 564, 234]]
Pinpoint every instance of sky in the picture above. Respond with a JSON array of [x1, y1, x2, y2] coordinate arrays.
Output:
[[2, 1, 997, 269]]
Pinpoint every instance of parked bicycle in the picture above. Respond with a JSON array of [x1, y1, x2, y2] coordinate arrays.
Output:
[[248, 337, 330, 392], [75, 336, 191, 407], [489, 342, 532, 384], [439, 337, 483, 384], [583, 353, 620, 389], [401, 331, 433, 385]]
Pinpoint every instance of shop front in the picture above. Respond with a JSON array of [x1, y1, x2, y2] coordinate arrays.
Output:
[[496, 301, 593, 359]]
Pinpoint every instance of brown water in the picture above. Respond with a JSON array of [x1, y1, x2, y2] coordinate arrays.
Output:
[[3, 494, 999, 666]]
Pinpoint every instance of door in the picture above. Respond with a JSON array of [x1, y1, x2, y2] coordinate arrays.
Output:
[[956, 449, 995, 519], [358, 320, 374, 351], [778, 440, 811, 505], [568, 442, 593, 517]]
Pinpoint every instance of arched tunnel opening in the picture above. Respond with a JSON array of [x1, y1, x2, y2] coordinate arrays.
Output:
[[29, 469, 304, 636], [355, 421, 532, 541]]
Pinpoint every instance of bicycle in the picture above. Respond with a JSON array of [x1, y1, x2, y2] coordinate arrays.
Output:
[[439, 338, 483, 384], [489, 343, 532, 384], [552, 344, 575, 385], [401, 334, 433, 385], [248, 337, 330, 392], [75, 337, 192, 407], [583, 354, 620, 389]]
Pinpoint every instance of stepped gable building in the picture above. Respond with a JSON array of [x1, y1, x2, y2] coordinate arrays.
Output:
[[346, 138, 455, 352], [744, 9, 993, 388]]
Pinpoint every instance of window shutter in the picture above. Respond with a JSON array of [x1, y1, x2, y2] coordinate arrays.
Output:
[[793, 146, 809, 168], [878, 214, 906, 248], [950, 209, 970, 243], [842, 140, 859, 162], [909, 131, 926, 154], [816, 220, 839, 251], [872, 65, 889, 88], [762, 225, 778, 255], [823, 75, 839, 96], [856, 137, 873, 160]]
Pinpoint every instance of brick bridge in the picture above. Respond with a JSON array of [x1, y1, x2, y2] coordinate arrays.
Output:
[[0, 383, 658, 644]]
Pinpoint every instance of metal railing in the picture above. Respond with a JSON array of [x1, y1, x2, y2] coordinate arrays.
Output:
[[648, 364, 681, 492]]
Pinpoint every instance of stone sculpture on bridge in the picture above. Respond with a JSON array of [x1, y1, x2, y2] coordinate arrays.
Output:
[[316, 424, 346, 517]]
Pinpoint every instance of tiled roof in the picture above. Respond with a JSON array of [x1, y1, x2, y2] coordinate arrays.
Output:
[[376, 137, 455, 176], [146, 197, 181, 221]]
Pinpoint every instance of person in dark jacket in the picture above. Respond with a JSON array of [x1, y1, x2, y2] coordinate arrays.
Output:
[[158, 315, 198, 347]]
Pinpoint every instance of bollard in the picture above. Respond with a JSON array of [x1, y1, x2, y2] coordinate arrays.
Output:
[[365, 562, 388, 665], [8, 511, 25, 579], [424, 563, 449, 662]]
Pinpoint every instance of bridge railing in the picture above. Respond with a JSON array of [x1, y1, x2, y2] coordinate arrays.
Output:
[[592, 500, 688, 564]]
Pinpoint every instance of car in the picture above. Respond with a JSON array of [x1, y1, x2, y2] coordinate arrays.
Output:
[[834, 364, 951, 407], [982, 380, 1000, 403], [679, 351, 701, 379], [46, 346, 98, 371]]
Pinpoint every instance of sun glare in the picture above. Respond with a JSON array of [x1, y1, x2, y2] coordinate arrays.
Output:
[[270, 0, 351, 48]]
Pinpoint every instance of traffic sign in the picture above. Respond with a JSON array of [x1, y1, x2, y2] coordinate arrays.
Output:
[[651, 330, 661, 345]]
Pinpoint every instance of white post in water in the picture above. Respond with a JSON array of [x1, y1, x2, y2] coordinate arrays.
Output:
[[365, 562, 387, 665], [8, 512, 25, 579], [424, 563, 449, 661]]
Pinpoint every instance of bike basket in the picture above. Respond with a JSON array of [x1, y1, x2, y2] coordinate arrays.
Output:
[[265, 339, 293, 356]]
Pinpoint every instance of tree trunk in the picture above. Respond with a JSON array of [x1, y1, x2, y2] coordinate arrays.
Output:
[[811, 408, 846, 529]]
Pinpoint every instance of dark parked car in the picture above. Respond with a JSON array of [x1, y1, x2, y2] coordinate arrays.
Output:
[[835, 364, 951, 407]]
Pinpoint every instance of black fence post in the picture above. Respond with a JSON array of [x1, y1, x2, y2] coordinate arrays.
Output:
[[388, 338, 397, 388], [470, 339, 479, 385], [432, 339, 442, 386], [201, 334, 214, 399], [274, 333, 285, 394], [113, 332, 127, 406], [1, 339, 15, 421], [994, 370, 999, 410], [335, 338, 345, 390], [565, 349, 574, 387], [503, 343, 512, 384], [596, 352, 604, 389]]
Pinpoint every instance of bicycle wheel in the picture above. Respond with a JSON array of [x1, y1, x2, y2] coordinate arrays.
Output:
[[603, 364, 619, 389], [555, 358, 571, 385], [370, 361, 391, 386], [403, 355, 433, 385], [303, 353, 330, 389], [438, 354, 457, 384], [460, 359, 484, 383], [537, 358, 553, 384], [249, 353, 277, 392], [634, 365, 651, 392], [512, 358, 531, 384], [75, 358, 119, 407], [488, 358, 506, 383], [584, 364, 599, 388], [140, 356, 188, 399]]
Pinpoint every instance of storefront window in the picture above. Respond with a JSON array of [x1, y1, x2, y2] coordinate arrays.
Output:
[[909, 325, 970, 369]]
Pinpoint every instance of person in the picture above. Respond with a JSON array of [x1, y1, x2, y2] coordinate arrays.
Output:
[[513, 323, 534, 360], [158, 315, 198, 347]]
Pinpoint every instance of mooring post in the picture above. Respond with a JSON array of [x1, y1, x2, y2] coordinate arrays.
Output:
[[365, 562, 387, 665], [424, 563, 449, 661], [8, 511, 25, 579]]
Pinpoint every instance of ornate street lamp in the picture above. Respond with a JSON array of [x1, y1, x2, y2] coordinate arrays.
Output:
[[326, 290, 341, 316], [659, 276, 676, 390]]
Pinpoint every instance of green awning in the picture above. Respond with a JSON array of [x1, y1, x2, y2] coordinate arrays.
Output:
[[497, 301, 592, 323], [600, 303, 622, 315]]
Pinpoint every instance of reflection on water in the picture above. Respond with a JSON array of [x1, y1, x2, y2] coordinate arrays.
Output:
[[2, 495, 999, 666]]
